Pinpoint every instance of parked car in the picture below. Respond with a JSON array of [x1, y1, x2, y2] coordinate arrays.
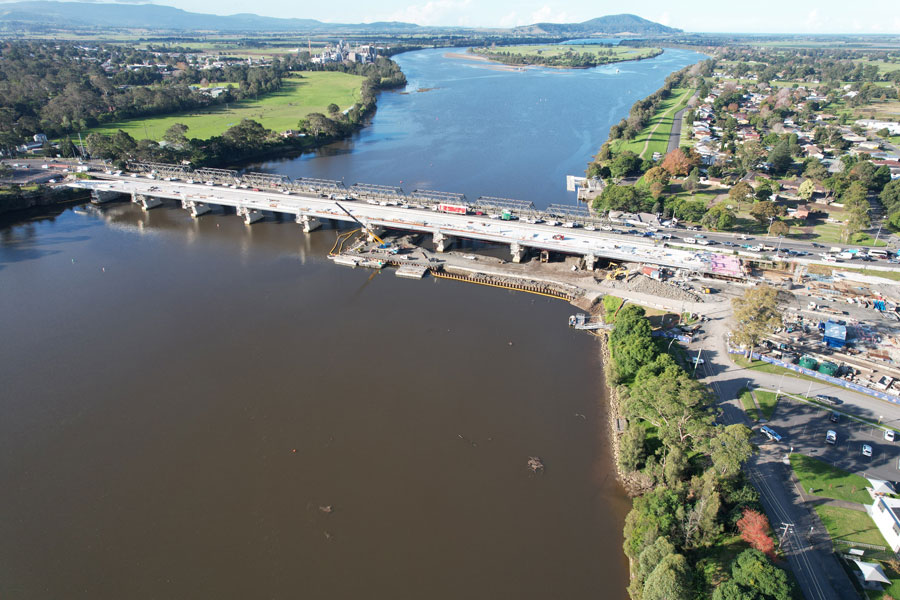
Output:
[[830, 411, 840, 423], [816, 394, 841, 406], [826, 430, 837, 445], [862, 444, 873, 457], [886, 430, 896, 442], [760, 425, 782, 442]]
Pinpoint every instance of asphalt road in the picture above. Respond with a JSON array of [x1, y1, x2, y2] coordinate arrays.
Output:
[[696, 316, 861, 600]]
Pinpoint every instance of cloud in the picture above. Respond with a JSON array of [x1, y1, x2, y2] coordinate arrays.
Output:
[[380, 0, 473, 26], [529, 4, 569, 24]]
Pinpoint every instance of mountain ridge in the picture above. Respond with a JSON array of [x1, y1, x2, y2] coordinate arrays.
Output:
[[0, 3, 680, 35]]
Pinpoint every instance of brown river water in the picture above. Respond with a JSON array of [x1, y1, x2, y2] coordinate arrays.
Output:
[[0, 202, 630, 599]]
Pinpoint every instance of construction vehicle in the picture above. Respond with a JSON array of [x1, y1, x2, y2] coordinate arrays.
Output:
[[701, 287, 712, 294], [606, 266, 628, 281]]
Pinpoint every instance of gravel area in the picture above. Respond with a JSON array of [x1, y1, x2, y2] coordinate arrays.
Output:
[[603, 273, 703, 303]]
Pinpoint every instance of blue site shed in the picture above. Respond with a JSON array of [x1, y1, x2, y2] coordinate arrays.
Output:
[[823, 320, 847, 349]]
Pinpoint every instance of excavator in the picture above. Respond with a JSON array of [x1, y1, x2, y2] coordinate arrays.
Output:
[[606, 264, 628, 281]]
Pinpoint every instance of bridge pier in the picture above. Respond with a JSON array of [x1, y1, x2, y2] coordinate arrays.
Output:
[[295, 214, 322, 232], [90, 189, 119, 204], [181, 199, 211, 217], [583, 254, 597, 270], [433, 231, 453, 253], [366, 226, 385, 243], [133, 193, 162, 211], [237, 206, 264, 224], [510, 242, 528, 263]]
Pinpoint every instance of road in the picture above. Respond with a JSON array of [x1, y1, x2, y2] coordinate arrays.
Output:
[[666, 106, 686, 154], [695, 315, 862, 599]]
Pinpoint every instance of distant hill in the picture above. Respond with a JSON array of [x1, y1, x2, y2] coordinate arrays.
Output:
[[0, 1, 421, 32], [0, 3, 679, 36], [516, 14, 681, 36]]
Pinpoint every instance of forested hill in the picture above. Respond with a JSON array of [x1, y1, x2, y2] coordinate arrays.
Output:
[[516, 14, 681, 36]]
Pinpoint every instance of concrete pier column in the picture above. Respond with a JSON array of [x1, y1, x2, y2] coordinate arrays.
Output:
[[296, 214, 322, 232], [189, 202, 211, 218], [138, 195, 162, 211], [366, 226, 385, 243], [433, 231, 453, 253], [243, 209, 263, 224], [511, 242, 527, 263], [583, 254, 597, 270]]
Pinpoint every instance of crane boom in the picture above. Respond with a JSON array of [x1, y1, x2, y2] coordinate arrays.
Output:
[[335, 202, 386, 246]]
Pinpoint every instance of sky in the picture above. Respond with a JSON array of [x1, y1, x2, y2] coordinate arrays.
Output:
[[7, 0, 900, 33]]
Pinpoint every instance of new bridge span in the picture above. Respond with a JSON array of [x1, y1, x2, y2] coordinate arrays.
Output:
[[70, 172, 733, 276]]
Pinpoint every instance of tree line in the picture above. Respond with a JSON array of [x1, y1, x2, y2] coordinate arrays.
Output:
[[78, 56, 406, 168], [607, 305, 791, 599], [471, 46, 662, 68]]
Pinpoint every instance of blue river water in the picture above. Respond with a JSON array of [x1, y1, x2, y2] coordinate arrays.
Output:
[[257, 47, 706, 209]]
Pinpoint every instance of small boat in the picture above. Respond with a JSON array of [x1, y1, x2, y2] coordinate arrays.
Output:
[[527, 456, 544, 473]]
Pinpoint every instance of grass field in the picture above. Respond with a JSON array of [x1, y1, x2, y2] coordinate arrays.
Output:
[[790, 454, 871, 504], [611, 87, 693, 160], [755, 390, 779, 421], [84, 72, 363, 141], [814, 505, 887, 546], [473, 44, 660, 62], [738, 387, 759, 421], [602, 295, 624, 323]]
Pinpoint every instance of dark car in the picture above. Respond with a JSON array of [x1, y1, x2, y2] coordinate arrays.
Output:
[[830, 411, 840, 423]]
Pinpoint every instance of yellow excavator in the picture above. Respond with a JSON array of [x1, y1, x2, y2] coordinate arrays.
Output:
[[606, 265, 628, 280]]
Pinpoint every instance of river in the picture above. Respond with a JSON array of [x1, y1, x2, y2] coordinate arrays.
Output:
[[257, 47, 706, 208], [0, 46, 704, 599]]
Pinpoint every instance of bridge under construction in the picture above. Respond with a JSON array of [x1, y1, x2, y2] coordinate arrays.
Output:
[[69, 161, 743, 277]]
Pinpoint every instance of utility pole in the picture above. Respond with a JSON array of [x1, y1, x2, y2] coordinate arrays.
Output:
[[874, 222, 884, 246]]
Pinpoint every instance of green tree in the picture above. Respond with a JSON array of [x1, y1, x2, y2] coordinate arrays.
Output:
[[713, 580, 761, 600], [701, 204, 736, 231], [882, 180, 900, 214], [619, 423, 646, 472], [644, 166, 671, 187], [730, 549, 792, 600], [327, 102, 340, 115], [842, 181, 870, 241], [802, 158, 829, 181], [610, 150, 643, 179], [708, 424, 754, 478], [632, 535, 676, 596], [728, 181, 753, 208], [767, 139, 792, 175], [592, 184, 651, 214], [623, 488, 683, 559], [731, 285, 782, 356], [798, 178, 815, 201], [163, 123, 189, 147], [626, 363, 713, 449], [642, 553, 692, 600], [684, 167, 701, 193], [769, 219, 789, 237], [750, 200, 778, 225]]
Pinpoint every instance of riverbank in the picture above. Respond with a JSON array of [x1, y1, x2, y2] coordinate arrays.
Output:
[[0, 185, 88, 216]]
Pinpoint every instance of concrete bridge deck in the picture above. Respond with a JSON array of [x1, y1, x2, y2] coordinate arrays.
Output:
[[68, 174, 733, 276]]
